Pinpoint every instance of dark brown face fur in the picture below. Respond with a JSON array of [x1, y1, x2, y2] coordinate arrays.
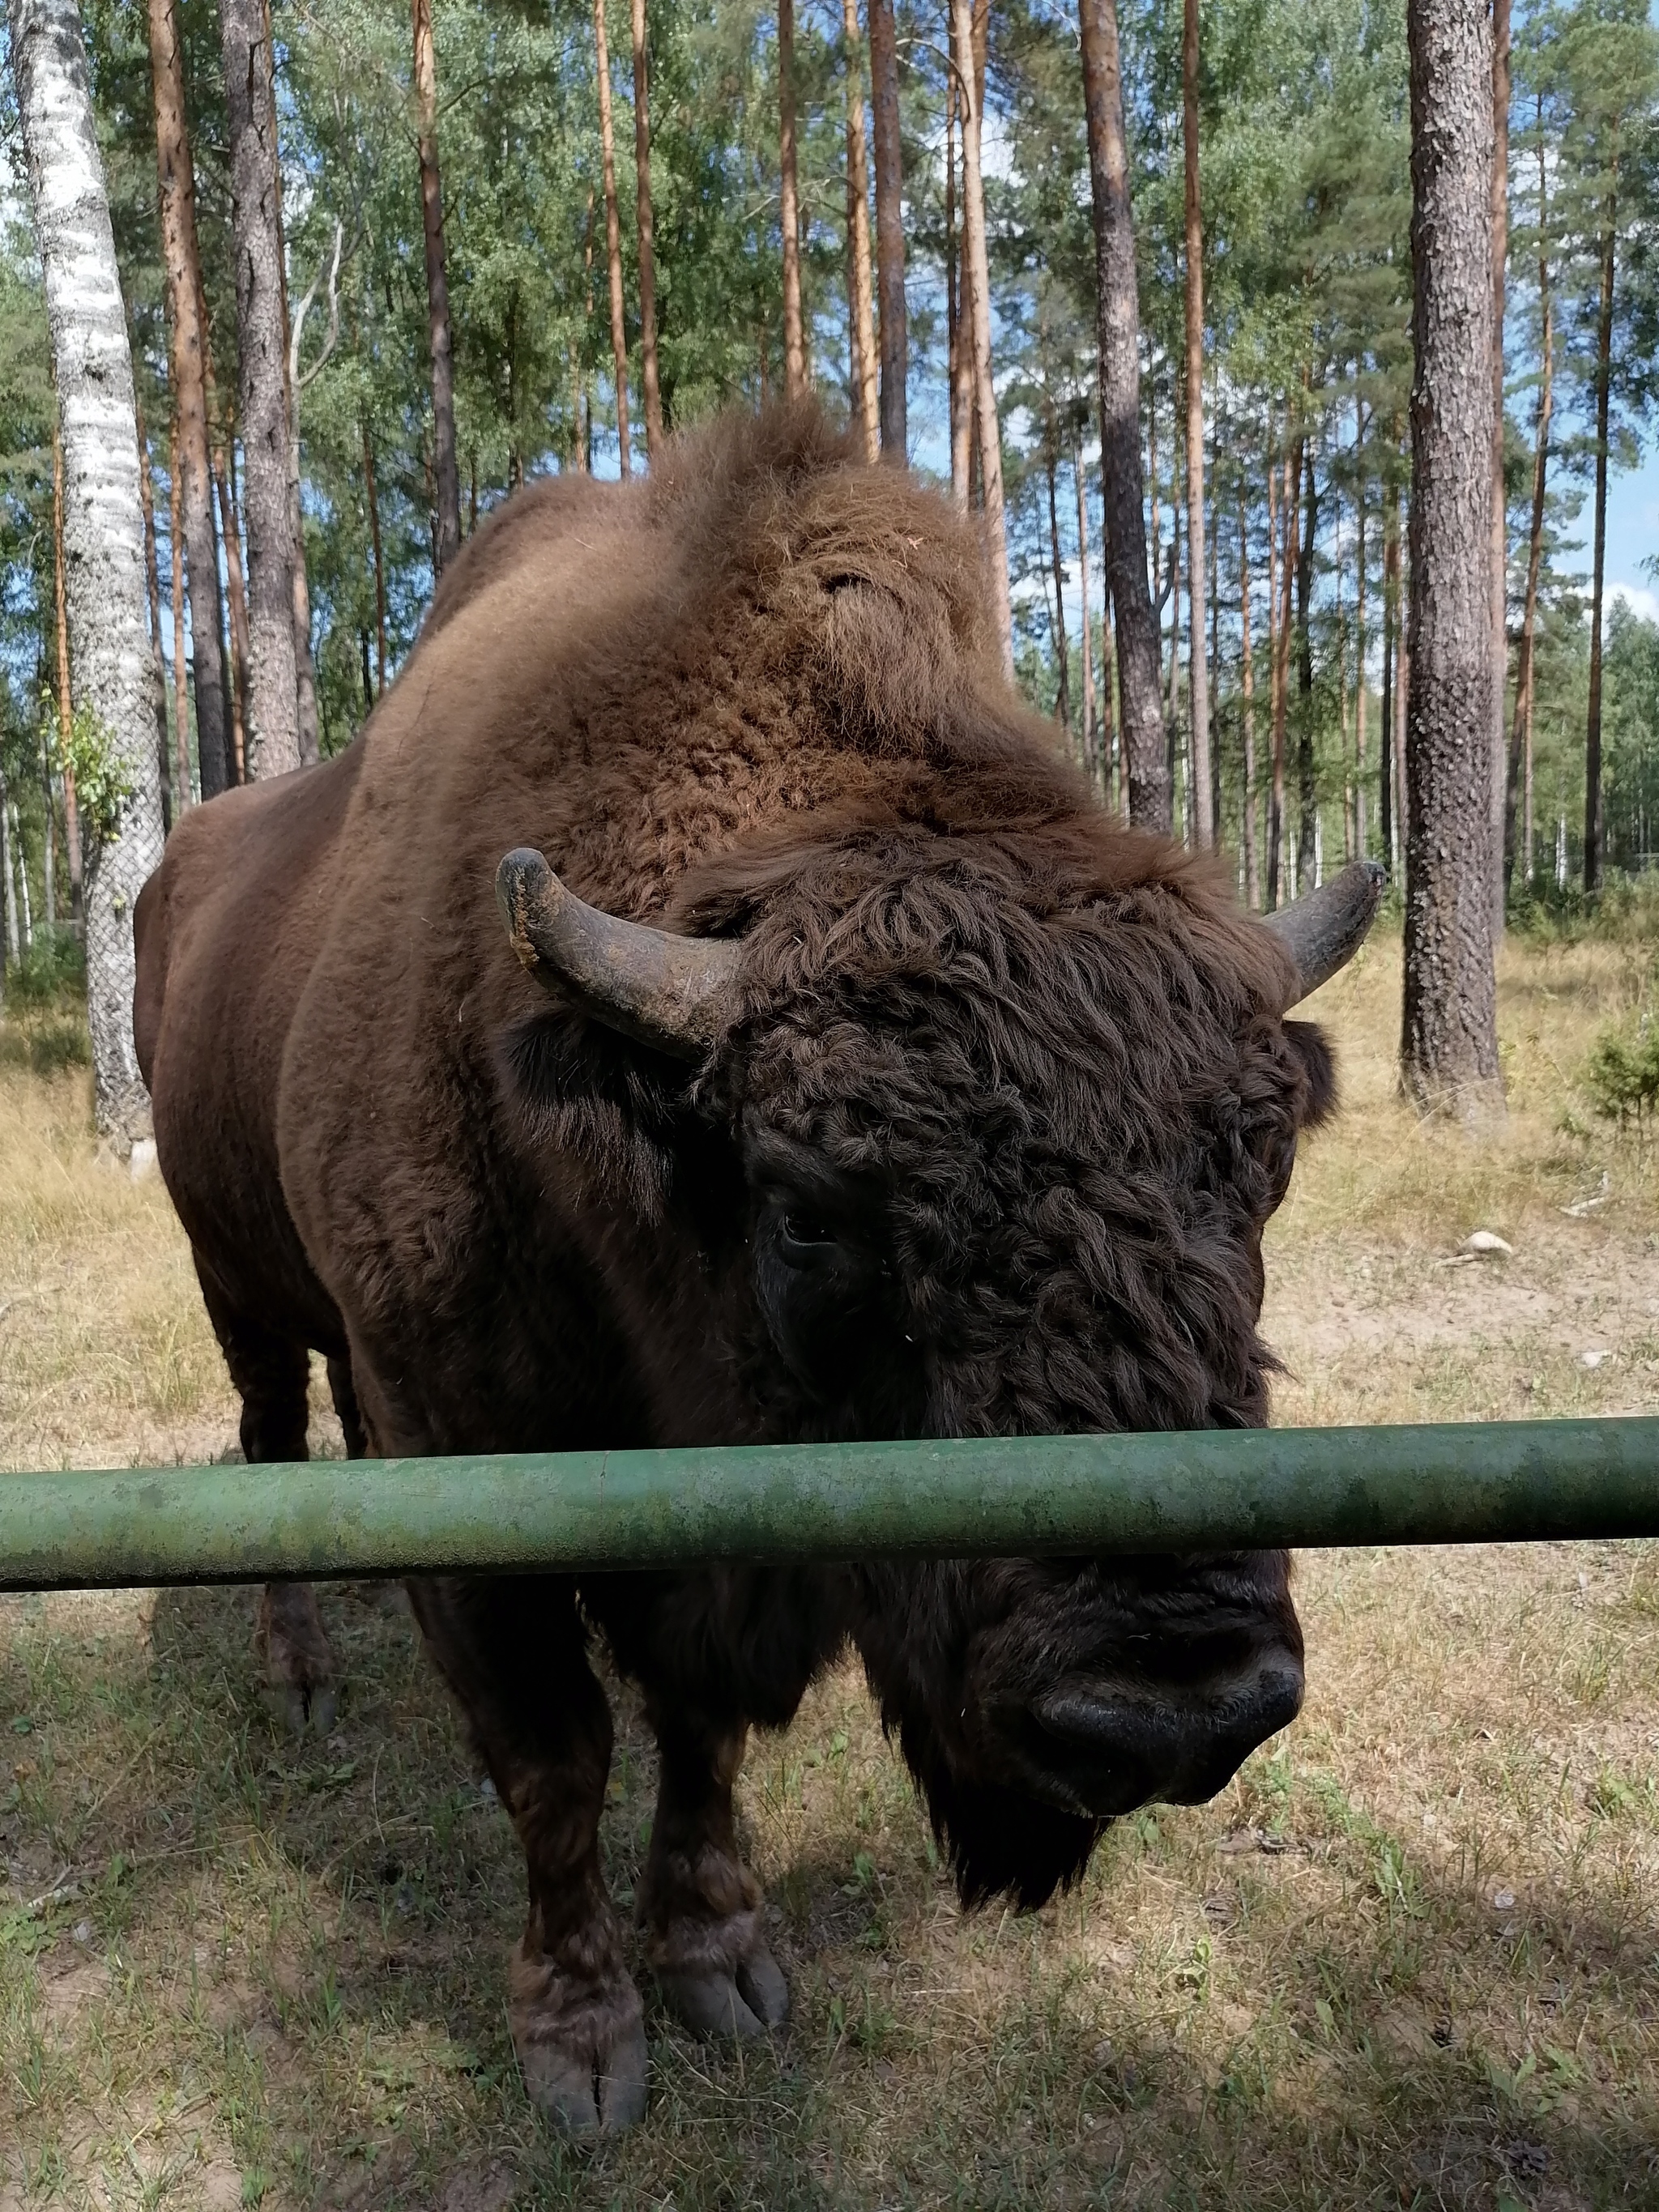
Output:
[[515, 816, 1333, 1908]]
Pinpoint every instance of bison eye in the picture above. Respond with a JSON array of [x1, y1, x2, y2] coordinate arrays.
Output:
[[778, 1210, 838, 1259]]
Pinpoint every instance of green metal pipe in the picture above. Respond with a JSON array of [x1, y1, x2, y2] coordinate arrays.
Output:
[[1, 1418, 1657, 1591]]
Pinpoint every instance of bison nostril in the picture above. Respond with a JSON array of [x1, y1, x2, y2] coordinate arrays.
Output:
[[1030, 1656, 1304, 1816]]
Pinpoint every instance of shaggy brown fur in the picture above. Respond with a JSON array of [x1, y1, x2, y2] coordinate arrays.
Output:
[[134, 403, 1329, 2135]]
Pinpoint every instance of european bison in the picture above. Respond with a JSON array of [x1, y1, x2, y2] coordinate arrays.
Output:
[[134, 405, 1379, 2135]]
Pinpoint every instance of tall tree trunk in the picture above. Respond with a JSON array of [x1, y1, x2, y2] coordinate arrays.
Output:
[[363, 419, 388, 698], [778, 0, 806, 399], [1045, 439, 1071, 736], [11, 0, 164, 1138], [1074, 443, 1098, 787], [51, 416, 83, 922], [1269, 441, 1296, 906], [1181, 0, 1212, 845], [1, 789, 19, 967], [1239, 489, 1259, 909], [1506, 106, 1552, 893], [868, 0, 906, 458], [629, 0, 663, 458], [168, 409, 192, 805], [593, 0, 632, 474], [945, 79, 970, 503], [147, 0, 230, 800], [1401, 0, 1500, 1118], [1394, 513, 1410, 867], [285, 226, 338, 767], [1488, 0, 1510, 939], [220, 0, 301, 778], [1079, 0, 1166, 827], [1354, 404, 1367, 860], [1584, 166, 1617, 894], [1380, 471, 1398, 868], [134, 395, 174, 832], [842, 0, 878, 462], [951, 0, 1012, 678], [209, 397, 249, 782], [1294, 431, 1316, 887], [412, 0, 461, 569]]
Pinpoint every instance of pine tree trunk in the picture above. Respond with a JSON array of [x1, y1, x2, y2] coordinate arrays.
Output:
[[629, 0, 663, 457], [1584, 173, 1617, 893], [951, 0, 1012, 679], [363, 419, 388, 697], [841, 0, 878, 462], [1045, 441, 1071, 736], [168, 409, 193, 803], [593, 0, 632, 474], [220, 0, 301, 777], [778, 0, 806, 399], [1294, 432, 1316, 887], [1354, 405, 1367, 860], [868, 0, 906, 458], [147, 0, 230, 800], [1506, 112, 1552, 893], [1074, 444, 1098, 787], [1401, 0, 1501, 1118], [134, 395, 174, 832], [1181, 0, 1212, 846], [209, 404, 249, 782], [1487, 0, 1510, 939], [1239, 491, 1259, 908], [1269, 441, 1295, 906], [945, 79, 970, 503], [412, 0, 461, 568], [1, 789, 19, 968], [11, 0, 165, 1138], [1079, 0, 1166, 828]]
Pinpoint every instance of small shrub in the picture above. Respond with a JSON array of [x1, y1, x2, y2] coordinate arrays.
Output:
[[5, 931, 85, 1012], [26, 1019, 90, 1075], [1583, 1015, 1659, 1134]]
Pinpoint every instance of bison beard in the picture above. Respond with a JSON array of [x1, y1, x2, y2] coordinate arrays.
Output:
[[133, 401, 1372, 2136]]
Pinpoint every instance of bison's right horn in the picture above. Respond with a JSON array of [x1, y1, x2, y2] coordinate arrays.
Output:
[[1265, 859, 1386, 1006], [496, 847, 741, 1059]]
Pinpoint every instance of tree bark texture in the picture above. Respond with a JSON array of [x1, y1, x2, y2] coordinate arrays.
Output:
[[1488, 0, 1510, 939], [1045, 441, 1070, 735], [1402, 0, 1501, 1117], [1294, 434, 1316, 885], [1354, 407, 1367, 861], [1506, 106, 1552, 892], [1239, 490, 1259, 909], [1584, 175, 1616, 893], [220, 0, 301, 778], [868, 0, 906, 458], [1074, 445, 1097, 787], [945, 83, 970, 503], [168, 409, 192, 806], [778, 0, 806, 399], [51, 416, 83, 920], [412, 0, 461, 569], [11, 0, 165, 1138], [629, 0, 663, 457], [285, 226, 338, 767], [950, 0, 1012, 679], [1181, 0, 1212, 846], [1079, 0, 1166, 829], [134, 396, 174, 831], [841, 0, 878, 462], [147, 0, 230, 799], [592, 0, 632, 474]]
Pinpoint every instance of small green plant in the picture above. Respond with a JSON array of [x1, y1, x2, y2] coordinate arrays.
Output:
[[40, 692, 134, 850], [1583, 1013, 1659, 1135]]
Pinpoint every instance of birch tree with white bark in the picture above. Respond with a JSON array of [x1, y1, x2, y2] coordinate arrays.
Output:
[[8, 0, 165, 1142]]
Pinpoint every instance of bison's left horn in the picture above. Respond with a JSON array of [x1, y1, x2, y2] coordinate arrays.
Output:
[[496, 847, 741, 1059], [1265, 859, 1386, 1005]]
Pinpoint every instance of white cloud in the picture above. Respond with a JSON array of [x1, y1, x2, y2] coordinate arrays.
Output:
[[1609, 582, 1659, 624]]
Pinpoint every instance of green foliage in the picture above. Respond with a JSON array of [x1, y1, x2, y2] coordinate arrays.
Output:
[[42, 694, 133, 850], [1583, 1011, 1659, 1132]]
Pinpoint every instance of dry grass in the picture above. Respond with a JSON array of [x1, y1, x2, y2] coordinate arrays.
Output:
[[2, 934, 1658, 2210]]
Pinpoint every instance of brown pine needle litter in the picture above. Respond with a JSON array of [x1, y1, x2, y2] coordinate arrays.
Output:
[[2, 928, 1657, 2209]]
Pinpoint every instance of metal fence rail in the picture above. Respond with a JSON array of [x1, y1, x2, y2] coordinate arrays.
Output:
[[2, 1418, 1657, 1591]]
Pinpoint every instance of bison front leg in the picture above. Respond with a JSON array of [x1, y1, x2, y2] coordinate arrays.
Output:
[[638, 1706, 788, 2039], [407, 1575, 648, 2136]]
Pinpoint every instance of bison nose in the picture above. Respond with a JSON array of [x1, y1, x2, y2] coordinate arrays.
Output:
[[1033, 1655, 1303, 1818]]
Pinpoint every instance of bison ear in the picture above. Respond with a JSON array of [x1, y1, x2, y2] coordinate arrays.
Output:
[[497, 1011, 689, 1221], [1284, 1018, 1337, 1132]]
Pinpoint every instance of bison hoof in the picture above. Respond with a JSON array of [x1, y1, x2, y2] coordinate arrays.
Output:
[[657, 1946, 789, 2040], [275, 1679, 338, 1737], [509, 1946, 649, 2137]]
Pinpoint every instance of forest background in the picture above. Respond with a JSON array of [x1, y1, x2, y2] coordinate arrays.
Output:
[[2, 0, 1658, 965]]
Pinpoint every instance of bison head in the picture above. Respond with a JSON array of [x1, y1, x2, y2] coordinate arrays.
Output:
[[497, 830, 1380, 1906]]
